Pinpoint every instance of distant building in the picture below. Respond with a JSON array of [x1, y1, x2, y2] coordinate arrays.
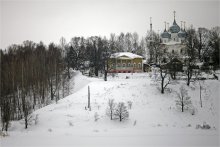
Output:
[[108, 52, 143, 73], [160, 11, 187, 56]]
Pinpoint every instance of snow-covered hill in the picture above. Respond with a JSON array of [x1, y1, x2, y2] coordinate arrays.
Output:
[[1, 72, 219, 147]]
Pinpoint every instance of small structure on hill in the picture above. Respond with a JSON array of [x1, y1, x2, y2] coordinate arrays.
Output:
[[108, 52, 143, 73]]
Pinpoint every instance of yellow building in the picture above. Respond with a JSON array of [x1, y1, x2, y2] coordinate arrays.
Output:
[[108, 52, 143, 73]]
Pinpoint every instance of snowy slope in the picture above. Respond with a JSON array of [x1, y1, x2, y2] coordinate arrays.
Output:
[[1, 72, 219, 147]]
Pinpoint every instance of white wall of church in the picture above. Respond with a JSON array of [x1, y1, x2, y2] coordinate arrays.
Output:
[[171, 33, 180, 42], [166, 44, 185, 55], [162, 38, 169, 43]]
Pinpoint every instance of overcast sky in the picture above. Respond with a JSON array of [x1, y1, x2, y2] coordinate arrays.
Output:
[[0, 0, 219, 49]]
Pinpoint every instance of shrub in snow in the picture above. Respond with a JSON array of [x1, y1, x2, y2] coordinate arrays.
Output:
[[127, 101, 133, 109], [114, 102, 129, 122], [106, 99, 116, 120], [196, 122, 211, 129], [176, 85, 192, 112]]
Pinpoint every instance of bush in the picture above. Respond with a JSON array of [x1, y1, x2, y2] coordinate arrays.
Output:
[[176, 86, 192, 112], [114, 102, 129, 122], [196, 122, 211, 129], [106, 99, 116, 120]]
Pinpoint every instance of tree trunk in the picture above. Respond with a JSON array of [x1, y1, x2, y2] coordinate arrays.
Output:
[[182, 103, 184, 112], [161, 77, 164, 94], [25, 117, 28, 129], [104, 70, 107, 81], [50, 79, 54, 100], [95, 68, 98, 77], [187, 71, 190, 86], [67, 65, 71, 79], [181, 95, 184, 112]]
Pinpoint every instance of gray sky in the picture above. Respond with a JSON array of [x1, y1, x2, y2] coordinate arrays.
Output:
[[0, 0, 219, 49]]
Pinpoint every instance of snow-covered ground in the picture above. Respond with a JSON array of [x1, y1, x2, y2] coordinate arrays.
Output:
[[1, 72, 219, 147]]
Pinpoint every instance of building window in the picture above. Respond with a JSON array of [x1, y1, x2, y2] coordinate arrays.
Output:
[[128, 63, 131, 67], [180, 49, 183, 54], [174, 38, 175, 41], [172, 50, 174, 54], [133, 63, 136, 68], [138, 63, 141, 68], [123, 63, 126, 67]]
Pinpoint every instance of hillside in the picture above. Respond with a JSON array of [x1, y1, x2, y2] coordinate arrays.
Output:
[[1, 72, 219, 147]]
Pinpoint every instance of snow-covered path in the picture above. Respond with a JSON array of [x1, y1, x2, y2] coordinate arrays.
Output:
[[1, 73, 219, 147]]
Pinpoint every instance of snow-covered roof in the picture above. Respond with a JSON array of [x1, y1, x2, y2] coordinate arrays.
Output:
[[110, 52, 143, 59]]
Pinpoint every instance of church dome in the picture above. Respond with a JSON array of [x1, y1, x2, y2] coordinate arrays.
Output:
[[170, 20, 180, 33], [161, 30, 171, 38], [178, 30, 187, 38]]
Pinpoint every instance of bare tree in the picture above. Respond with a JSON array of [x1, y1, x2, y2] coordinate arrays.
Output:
[[184, 27, 198, 86], [106, 99, 116, 120], [209, 27, 220, 69], [146, 31, 161, 64], [197, 28, 210, 62], [159, 64, 171, 94], [176, 86, 192, 112], [1, 96, 11, 131], [114, 102, 129, 122]]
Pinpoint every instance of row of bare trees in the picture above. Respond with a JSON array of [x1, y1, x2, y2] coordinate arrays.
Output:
[[0, 41, 71, 131]]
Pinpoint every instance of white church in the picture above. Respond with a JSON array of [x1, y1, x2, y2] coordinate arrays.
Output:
[[160, 11, 187, 56]]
